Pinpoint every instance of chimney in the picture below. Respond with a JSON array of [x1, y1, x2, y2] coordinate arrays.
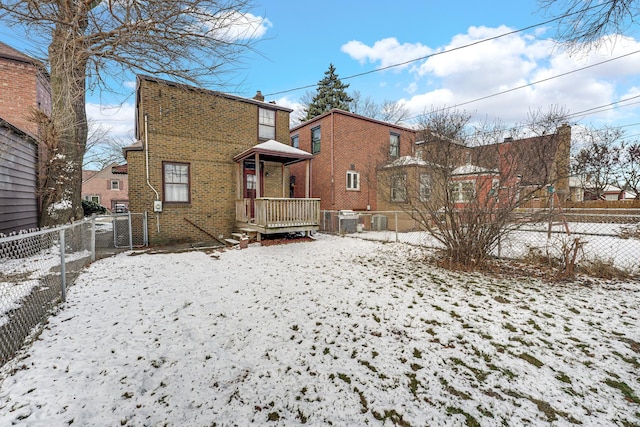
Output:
[[254, 90, 264, 102]]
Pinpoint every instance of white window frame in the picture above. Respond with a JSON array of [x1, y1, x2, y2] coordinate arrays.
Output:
[[419, 173, 431, 202], [390, 132, 400, 158], [391, 174, 407, 202], [450, 179, 475, 203], [346, 171, 360, 191], [258, 107, 276, 140], [163, 162, 190, 203], [110, 179, 120, 190]]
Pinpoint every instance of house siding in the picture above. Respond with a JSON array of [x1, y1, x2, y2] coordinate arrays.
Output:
[[290, 110, 416, 211], [127, 76, 292, 244], [0, 122, 38, 234]]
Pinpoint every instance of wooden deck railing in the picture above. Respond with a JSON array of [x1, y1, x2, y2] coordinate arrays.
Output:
[[236, 198, 320, 228]]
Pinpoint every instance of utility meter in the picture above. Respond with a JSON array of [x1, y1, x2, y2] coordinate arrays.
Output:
[[153, 200, 163, 212]]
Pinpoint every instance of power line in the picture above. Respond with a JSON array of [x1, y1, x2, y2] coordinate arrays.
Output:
[[264, 1, 613, 97]]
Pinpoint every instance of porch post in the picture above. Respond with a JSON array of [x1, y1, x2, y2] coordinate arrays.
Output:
[[255, 152, 261, 198], [236, 161, 242, 199], [282, 164, 286, 197], [305, 159, 311, 198]]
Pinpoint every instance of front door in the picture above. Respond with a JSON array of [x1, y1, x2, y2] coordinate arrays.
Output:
[[243, 161, 263, 219]]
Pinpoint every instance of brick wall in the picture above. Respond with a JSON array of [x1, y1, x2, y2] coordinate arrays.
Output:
[[127, 77, 292, 244], [0, 55, 50, 136], [290, 110, 416, 211], [81, 165, 129, 210]]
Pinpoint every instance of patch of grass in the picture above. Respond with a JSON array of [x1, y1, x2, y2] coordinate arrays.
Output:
[[359, 359, 378, 373], [354, 387, 368, 413], [519, 352, 544, 368], [371, 409, 412, 427], [337, 373, 351, 384], [413, 348, 422, 359], [612, 351, 640, 368], [372, 313, 381, 323], [493, 295, 510, 304], [440, 377, 472, 400], [296, 408, 308, 423], [556, 372, 572, 384], [267, 412, 280, 421], [446, 406, 481, 426], [604, 379, 640, 404], [410, 363, 423, 371], [503, 323, 518, 332], [291, 324, 299, 332]]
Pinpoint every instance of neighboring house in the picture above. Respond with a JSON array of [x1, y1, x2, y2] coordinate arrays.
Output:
[[289, 109, 416, 211], [125, 75, 317, 245], [0, 42, 51, 233], [81, 162, 129, 211], [378, 124, 572, 210], [0, 42, 51, 137], [0, 118, 39, 234]]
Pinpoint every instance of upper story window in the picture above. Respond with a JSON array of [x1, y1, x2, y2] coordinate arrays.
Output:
[[390, 132, 400, 158], [391, 174, 406, 202], [311, 126, 321, 154], [346, 171, 360, 191], [110, 179, 120, 190], [163, 161, 190, 203], [258, 107, 275, 140], [291, 134, 299, 148]]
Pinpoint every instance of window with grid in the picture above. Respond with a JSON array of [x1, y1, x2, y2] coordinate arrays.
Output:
[[419, 173, 431, 201], [258, 107, 276, 140], [163, 162, 190, 203], [346, 171, 360, 191], [311, 126, 321, 154], [390, 132, 400, 157], [391, 174, 407, 202], [450, 180, 475, 203]]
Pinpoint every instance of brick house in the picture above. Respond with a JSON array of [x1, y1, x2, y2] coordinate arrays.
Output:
[[377, 124, 572, 211], [81, 162, 129, 211], [289, 109, 416, 212], [125, 75, 317, 245], [0, 42, 51, 233]]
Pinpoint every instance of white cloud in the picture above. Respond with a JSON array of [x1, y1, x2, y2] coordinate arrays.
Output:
[[341, 37, 431, 70], [348, 26, 640, 126], [211, 11, 272, 42], [86, 102, 136, 143]]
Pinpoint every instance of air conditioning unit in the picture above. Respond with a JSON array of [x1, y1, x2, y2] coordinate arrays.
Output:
[[371, 214, 387, 231]]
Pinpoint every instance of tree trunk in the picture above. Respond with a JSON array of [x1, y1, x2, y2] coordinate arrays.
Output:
[[39, 11, 89, 226]]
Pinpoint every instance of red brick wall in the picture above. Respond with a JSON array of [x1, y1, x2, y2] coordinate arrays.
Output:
[[0, 56, 50, 136], [82, 166, 129, 211], [290, 110, 416, 211]]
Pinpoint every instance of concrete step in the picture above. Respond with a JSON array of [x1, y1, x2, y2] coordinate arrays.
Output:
[[224, 238, 239, 246], [231, 232, 245, 239]]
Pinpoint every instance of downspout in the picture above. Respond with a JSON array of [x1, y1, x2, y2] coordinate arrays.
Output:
[[145, 114, 161, 233], [331, 110, 335, 209]]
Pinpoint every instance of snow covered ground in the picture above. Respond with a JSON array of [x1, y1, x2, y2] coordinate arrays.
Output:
[[0, 234, 638, 426]]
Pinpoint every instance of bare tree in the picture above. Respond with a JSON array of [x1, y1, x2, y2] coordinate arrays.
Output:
[[83, 121, 129, 170], [379, 107, 572, 267], [572, 125, 623, 200], [349, 90, 380, 119], [539, 0, 640, 52], [619, 140, 640, 199], [0, 0, 258, 226]]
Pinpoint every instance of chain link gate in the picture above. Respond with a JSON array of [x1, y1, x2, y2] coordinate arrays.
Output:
[[112, 212, 148, 249]]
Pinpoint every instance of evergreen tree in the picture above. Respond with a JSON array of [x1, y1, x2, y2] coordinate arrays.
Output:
[[304, 64, 353, 120]]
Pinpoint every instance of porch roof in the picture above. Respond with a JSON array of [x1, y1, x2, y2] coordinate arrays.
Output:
[[233, 139, 314, 165]]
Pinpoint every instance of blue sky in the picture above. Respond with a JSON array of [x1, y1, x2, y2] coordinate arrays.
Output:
[[2, 0, 640, 146]]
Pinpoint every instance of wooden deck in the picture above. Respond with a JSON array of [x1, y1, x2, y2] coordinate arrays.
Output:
[[235, 198, 320, 236]]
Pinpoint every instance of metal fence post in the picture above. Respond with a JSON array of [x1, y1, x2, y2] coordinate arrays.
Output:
[[90, 214, 96, 262], [395, 211, 398, 242], [59, 229, 66, 302], [128, 211, 133, 249]]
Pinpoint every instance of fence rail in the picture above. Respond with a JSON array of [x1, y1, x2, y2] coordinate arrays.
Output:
[[320, 209, 640, 272]]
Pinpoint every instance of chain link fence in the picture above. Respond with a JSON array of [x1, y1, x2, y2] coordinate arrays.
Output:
[[320, 209, 640, 273], [0, 220, 94, 365]]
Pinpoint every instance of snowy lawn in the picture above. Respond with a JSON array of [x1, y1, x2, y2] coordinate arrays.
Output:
[[0, 234, 638, 426]]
